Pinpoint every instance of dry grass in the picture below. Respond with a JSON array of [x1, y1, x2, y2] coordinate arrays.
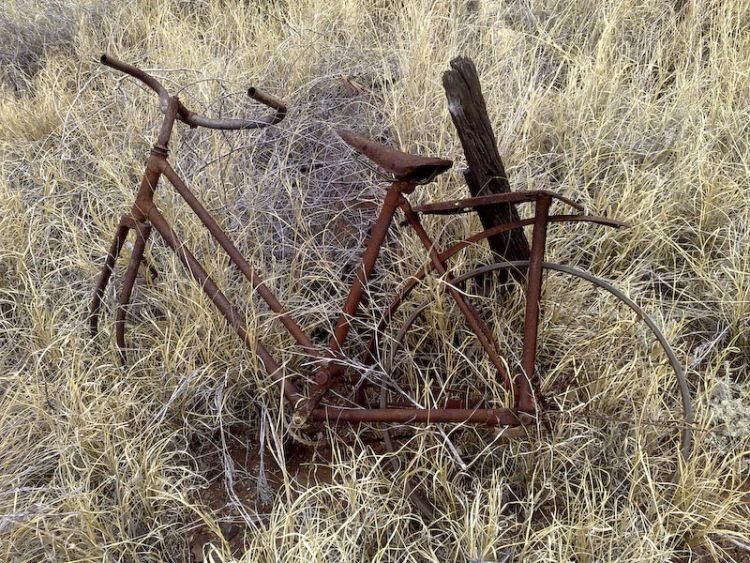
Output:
[[1, 0, 749, 561]]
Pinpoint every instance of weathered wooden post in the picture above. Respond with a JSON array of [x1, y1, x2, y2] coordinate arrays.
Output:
[[442, 57, 530, 280]]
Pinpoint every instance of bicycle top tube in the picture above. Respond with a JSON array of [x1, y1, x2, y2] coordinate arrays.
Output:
[[100, 54, 287, 130]]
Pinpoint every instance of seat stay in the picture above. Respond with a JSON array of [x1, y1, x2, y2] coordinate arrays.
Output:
[[356, 211, 626, 405]]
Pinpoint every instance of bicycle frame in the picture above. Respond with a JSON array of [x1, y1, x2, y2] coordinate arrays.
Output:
[[89, 55, 629, 433]]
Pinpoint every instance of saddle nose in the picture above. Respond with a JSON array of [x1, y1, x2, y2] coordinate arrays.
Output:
[[337, 129, 452, 185]]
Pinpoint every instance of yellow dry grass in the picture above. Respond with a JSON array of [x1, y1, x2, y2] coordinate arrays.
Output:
[[0, 0, 748, 561]]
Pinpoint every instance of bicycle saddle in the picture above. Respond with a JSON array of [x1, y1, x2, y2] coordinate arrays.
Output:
[[337, 129, 452, 184]]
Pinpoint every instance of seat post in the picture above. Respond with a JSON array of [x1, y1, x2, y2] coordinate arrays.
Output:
[[328, 181, 409, 355]]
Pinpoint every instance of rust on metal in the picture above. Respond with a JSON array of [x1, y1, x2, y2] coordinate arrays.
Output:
[[310, 405, 534, 425], [114, 221, 151, 362], [160, 164, 321, 360], [398, 197, 513, 390], [100, 55, 287, 130], [89, 55, 691, 460], [412, 189, 585, 214], [517, 193, 552, 413]]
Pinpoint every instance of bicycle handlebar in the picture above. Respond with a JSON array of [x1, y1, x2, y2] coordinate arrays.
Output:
[[100, 54, 287, 130]]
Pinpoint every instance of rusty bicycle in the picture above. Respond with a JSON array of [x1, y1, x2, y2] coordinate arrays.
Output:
[[89, 55, 693, 465]]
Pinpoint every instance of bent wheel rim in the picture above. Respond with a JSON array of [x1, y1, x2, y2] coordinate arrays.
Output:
[[382, 260, 693, 461]]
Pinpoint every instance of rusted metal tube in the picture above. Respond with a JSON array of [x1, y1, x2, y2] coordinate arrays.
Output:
[[310, 406, 532, 425], [101, 55, 288, 130], [292, 182, 408, 422], [146, 205, 303, 404], [399, 199, 513, 390], [100, 54, 170, 112], [161, 164, 320, 359], [131, 156, 167, 225], [329, 183, 404, 353], [360, 213, 625, 369], [517, 195, 552, 412], [154, 97, 180, 153], [413, 189, 585, 215], [247, 87, 287, 125], [444, 214, 626, 260], [115, 223, 150, 365], [90, 221, 130, 337]]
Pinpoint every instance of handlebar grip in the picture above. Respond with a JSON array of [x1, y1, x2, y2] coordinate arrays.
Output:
[[247, 87, 287, 125]]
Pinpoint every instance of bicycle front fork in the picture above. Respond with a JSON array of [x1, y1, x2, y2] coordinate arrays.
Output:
[[89, 213, 155, 364]]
